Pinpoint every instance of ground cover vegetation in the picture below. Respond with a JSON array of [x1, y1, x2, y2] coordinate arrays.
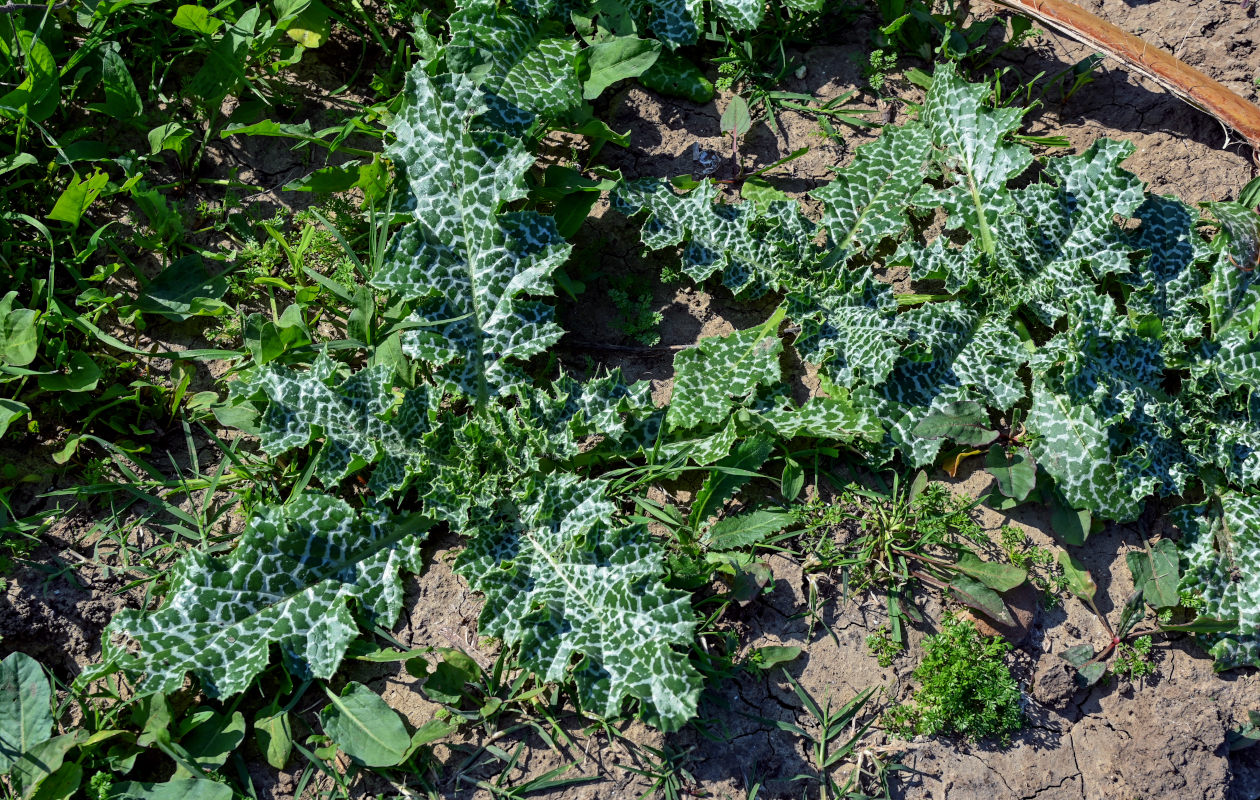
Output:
[[1, 0, 1259, 796]]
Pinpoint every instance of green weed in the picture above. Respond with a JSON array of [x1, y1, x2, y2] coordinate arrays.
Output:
[[608, 285, 663, 346], [803, 472, 1024, 644], [884, 614, 1024, 745]]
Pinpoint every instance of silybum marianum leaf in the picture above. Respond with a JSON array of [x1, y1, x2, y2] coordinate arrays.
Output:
[[1203, 202, 1260, 337], [811, 124, 932, 260], [629, 0, 700, 47], [709, 0, 763, 30], [1026, 293, 1188, 519], [914, 61, 1031, 253], [613, 178, 817, 296], [232, 355, 432, 499], [873, 304, 1026, 465], [376, 66, 569, 402], [786, 267, 901, 388], [1172, 494, 1260, 670], [1123, 194, 1210, 345], [619, 0, 761, 47], [1185, 393, 1260, 488], [996, 139, 1145, 323], [752, 391, 883, 442], [455, 473, 700, 730], [89, 496, 428, 697], [446, 2, 583, 129], [668, 308, 786, 428]]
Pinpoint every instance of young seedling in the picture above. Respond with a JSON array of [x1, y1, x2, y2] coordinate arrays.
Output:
[[1056, 547, 1235, 685], [770, 671, 889, 800]]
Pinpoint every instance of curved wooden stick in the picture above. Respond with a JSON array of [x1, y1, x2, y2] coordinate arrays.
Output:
[[985, 0, 1260, 156]]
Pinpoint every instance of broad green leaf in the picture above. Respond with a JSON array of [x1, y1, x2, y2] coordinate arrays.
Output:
[[47, 170, 109, 226], [1172, 494, 1260, 669], [407, 719, 459, 752], [1228, 711, 1260, 751], [1057, 551, 1097, 605], [241, 308, 310, 365], [0, 154, 36, 176], [84, 496, 430, 697], [219, 119, 321, 142], [175, 711, 244, 775], [96, 43, 143, 118], [320, 683, 410, 767], [133, 256, 230, 320], [172, 5, 222, 33], [1115, 588, 1146, 639], [376, 66, 569, 401], [184, 7, 259, 123], [781, 459, 804, 502], [910, 399, 997, 446], [28, 761, 79, 800], [703, 510, 796, 551], [0, 653, 53, 773], [0, 400, 29, 440], [420, 649, 479, 705], [1060, 645, 1105, 686], [638, 51, 713, 102], [582, 36, 661, 99], [37, 352, 100, 394], [253, 704, 292, 770], [1159, 617, 1236, 634], [948, 574, 1014, 626], [1060, 643, 1094, 668], [0, 32, 58, 123], [1, 293, 38, 367], [689, 437, 774, 528], [1125, 539, 1179, 609], [455, 474, 701, 730], [1050, 494, 1091, 546], [105, 779, 232, 800], [812, 124, 932, 259], [986, 446, 1036, 502], [748, 646, 803, 670], [9, 732, 81, 799], [668, 308, 785, 428], [741, 176, 791, 210], [720, 95, 752, 137], [951, 552, 1026, 592], [284, 0, 332, 47]]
